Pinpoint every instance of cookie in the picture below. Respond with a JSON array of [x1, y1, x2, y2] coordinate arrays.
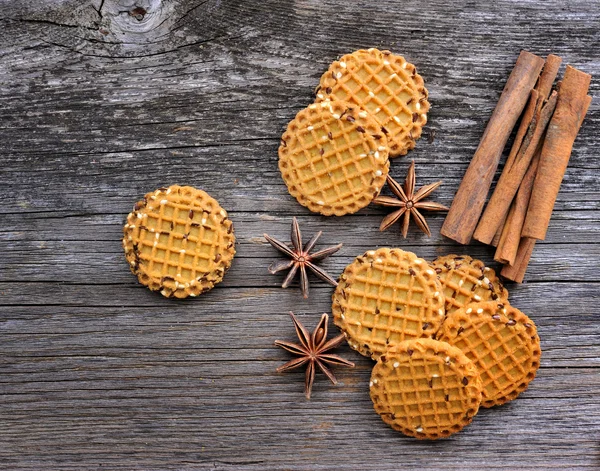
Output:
[[370, 338, 483, 439], [431, 255, 508, 315], [437, 301, 541, 407], [332, 248, 445, 360], [279, 100, 389, 216], [123, 185, 235, 298], [316, 48, 429, 157]]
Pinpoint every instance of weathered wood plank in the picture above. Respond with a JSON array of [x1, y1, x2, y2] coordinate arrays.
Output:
[[1, 284, 599, 370], [2, 210, 599, 243], [1, 400, 599, 469], [1, 241, 600, 284], [2, 158, 600, 214]]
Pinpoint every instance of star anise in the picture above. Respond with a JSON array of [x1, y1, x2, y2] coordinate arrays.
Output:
[[373, 160, 449, 238], [264, 217, 342, 298], [275, 312, 355, 399]]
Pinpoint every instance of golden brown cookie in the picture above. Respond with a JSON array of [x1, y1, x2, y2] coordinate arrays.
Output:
[[279, 100, 389, 216], [316, 48, 429, 157], [370, 338, 483, 439], [437, 301, 541, 407], [123, 185, 235, 298], [431, 255, 508, 315], [332, 248, 445, 360]]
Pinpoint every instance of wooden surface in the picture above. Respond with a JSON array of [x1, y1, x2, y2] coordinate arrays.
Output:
[[1, 1, 598, 469]]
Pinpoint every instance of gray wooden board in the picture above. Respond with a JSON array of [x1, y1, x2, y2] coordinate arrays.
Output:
[[0, 0, 599, 469]]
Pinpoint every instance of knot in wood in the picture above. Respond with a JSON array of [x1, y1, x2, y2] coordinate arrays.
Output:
[[129, 7, 147, 21], [110, 0, 165, 34]]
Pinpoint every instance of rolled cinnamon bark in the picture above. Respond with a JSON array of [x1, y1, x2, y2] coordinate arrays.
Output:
[[503, 89, 539, 172], [475, 55, 562, 245], [535, 54, 562, 101], [496, 203, 518, 263], [522, 66, 592, 240], [495, 143, 542, 265], [491, 212, 507, 247], [500, 237, 536, 283], [523, 57, 561, 154], [502, 94, 592, 283], [441, 51, 545, 244], [474, 91, 557, 244]]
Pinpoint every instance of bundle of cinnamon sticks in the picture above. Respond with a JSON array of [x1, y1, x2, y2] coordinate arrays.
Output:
[[441, 51, 591, 282]]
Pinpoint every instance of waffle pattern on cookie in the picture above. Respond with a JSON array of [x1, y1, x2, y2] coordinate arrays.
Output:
[[317, 48, 429, 157], [437, 301, 541, 407], [332, 248, 445, 360], [123, 185, 235, 298], [431, 255, 508, 315], [279, 100, 389, 216], [370, 339, 483, 439]]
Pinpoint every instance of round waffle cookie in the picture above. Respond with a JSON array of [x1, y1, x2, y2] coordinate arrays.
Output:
[[332, 248, 445, 360], [437, 301, 541, 408], [370, 338, 483, 439], [279, 100, 389, 216], [123, 185, 235, 298], [431, 255, 508, 315], [316, 48, 429, 157]]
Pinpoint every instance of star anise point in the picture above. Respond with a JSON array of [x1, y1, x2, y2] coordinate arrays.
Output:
[[275, 312, 354, 399], [264, 218, 342, 298], [373, 160, 449, 238]]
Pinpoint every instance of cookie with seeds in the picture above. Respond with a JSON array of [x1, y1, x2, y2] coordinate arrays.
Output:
[[437, 301, 541, 407], [123, 185, 235, 298], [370, 338, 483, 439], [316, 48, 429, 157], [279, 100, 389, 216], [431, 255, 508, 315], [332, 248, 445, 360]]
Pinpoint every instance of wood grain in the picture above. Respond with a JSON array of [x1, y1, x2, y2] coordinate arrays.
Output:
[[0, 0, 598, 469]]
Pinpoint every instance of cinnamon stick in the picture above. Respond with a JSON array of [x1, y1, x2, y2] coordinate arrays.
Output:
[[499, 55, 561, 187], [495, 142, 542, 265], [522, 66, 592, 240], [503, 89, 539, 171], [473, 91, 558, 244], [491, 212, 507, 247], [495, 204, 518, 263], [502, 94, 592, 282], [535, 54, 562, 101], [491, 56, 562, 263], [500, 237, 536, 283], [441, 50, 545, 244]]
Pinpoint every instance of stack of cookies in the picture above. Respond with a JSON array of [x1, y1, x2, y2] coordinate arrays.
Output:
[[332, 248, 541, 439], [279, 48, 429, 216]]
